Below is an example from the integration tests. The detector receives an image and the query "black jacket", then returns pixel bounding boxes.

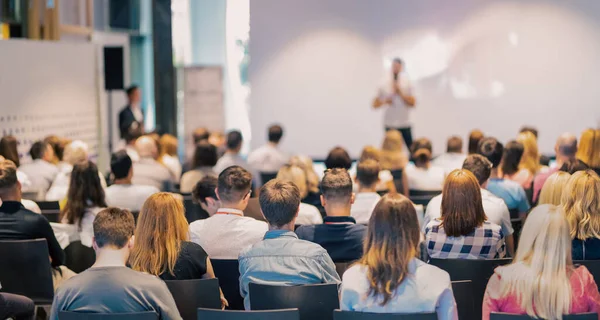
[118,106,143,138]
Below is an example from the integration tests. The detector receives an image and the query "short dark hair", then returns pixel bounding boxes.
[325,147,352,170]
[321,168,353,203]
[356,159,380,187]
[93,207,135,249]
[226,130,243,150]
[192,175,218,204]
[468,130,484,154]
[447,136,463,153]
[192,141,218,168]
[110,150,132,180]
[520,126,538,138]
[560,159,589,174]
[500,141,524,176]
[393,57,403,65]
[0,159,18,191]
[126,85,139,97]
[477,137,504,168]
[259,180,300,227]
[124,125,143,144]
[462,154,492,186]
[411,138,433,165]
[268,125,284,143]
[217,166,252,203]
[29,141,49,160]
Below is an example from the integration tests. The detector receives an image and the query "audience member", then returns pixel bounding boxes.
[358,146,395,192]
[478,137,531,214]
[560,158,590,174]
[405,137,445,191]
[49,208,181,320]
[519,126,538,138]
[61,161,107,247]
[296,168,366,262]
[482,204,600,319]
[516,131,542,181]
[193,127,210,144]
[562,170,600,260]
[239,180,340,310]
[289,155,323,211]
[341,194,457,319]
[123,125,142,163]
[159,134,182,183]
[468,129,484,154]
[425,169,505,259]
[424,155,514,255]
[188,166,267,259]
[105,151,158,212]
[192,176,219,216]
[577,128,600,175]
[379,130,409,195]
[432,136,467,174]
[276,165,322,225]
[208,131,227,157]
[183,127,210,171]
[0,135,32,191]
[325,146,352,170]
[213,130,249,174]
[248,124,289,174]
[499,140,532,189]
[180,141,217,193]
[43,135,62,164]
[532,133,577,203]
[351,159,382,224]
[19,140,58,195]
[132,135,173,191]
[0,292,34,320]
[537,171,571,206]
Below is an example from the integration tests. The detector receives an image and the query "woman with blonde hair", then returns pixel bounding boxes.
[380,130,409,195]
[577,129,600,176]
[276,165,322,225]
[537,171,571,206]
[562,170,600,260]
[159,134,182,183]
[516,131,542,177]
[482,204,600,319]
[289,155,322,206]
[341,193,457,318]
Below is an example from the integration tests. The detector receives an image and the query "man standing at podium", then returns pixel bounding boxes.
[372,58,416,149]
[119,85,144,139]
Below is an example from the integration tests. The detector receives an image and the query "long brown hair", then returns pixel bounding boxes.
[441,169,486,237]
[61,161,107,227]
[360,193,420,306]
[129,193,189,276]
[0,136,20,167]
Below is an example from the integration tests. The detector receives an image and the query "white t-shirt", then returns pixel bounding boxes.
[405,164,445,191]
[247,144,289,173]
[296,203,323,225]
[351,192,381,224]
[431,153,467,176]
[378,72,414,128]
[105,184,160,212]
[160,154,182,183]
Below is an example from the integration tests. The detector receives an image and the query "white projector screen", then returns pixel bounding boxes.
[249,0,600,158]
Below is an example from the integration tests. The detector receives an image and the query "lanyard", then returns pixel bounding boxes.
[215,208,244,217]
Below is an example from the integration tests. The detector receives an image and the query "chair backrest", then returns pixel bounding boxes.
[58,312,158,320]
[260,172,278,186]
[249,283,340,320]
[451,280,474,320]
[0,239,54,303]
[210,259,244,310]
[197,308,300,320]
[490,313,597,320]
[64,240,96,273]
[164,278,221,320]
[36,201,60,211]
[333,310,437,320]
[243,198,266,222]
[181,193,209,223]
[408,190,441,207]
[574,261,600,285]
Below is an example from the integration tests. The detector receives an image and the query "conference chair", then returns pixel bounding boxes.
[490,313,597,320]
[451,280,475,320]
[197,308,300,320]
[390,169,404,195]
[574,260,600,285]
[408,190,441,208]
[64,240,95,273]
[165,278,221,320]
[211,259,244,310]
[59,312,158,320]
[181,193,209,223]
[249,283,340,320]
[333,310,437,320]
[37,200,61,223]
[243,198,267,222]
[260,172,278,186]
[0,239,54,305]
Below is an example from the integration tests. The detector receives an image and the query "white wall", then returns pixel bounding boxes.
[249,0,600,157]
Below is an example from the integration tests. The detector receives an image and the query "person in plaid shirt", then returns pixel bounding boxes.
[425,169,505,259]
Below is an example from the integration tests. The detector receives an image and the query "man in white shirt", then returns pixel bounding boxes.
[213,130,250,175]
[351,160,381,224]
[372,58,416,149]
[248,124,289,174]
[423,154,515,256]
[105,150,159,212]
[432,136,467,175]
[189,166,268,259]
[19,141,59,197]
[132,136,174,191]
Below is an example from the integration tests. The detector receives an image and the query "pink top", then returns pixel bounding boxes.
[505,169,534,190]
[483,265,600,320]
[532,167,559,203]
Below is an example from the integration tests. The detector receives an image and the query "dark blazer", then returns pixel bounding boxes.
[118,105,143,138]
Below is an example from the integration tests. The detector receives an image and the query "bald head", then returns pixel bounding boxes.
[135,136,158,159]
[556,133,577,158]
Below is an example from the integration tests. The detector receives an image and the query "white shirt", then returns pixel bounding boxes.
[351,192,381,224]
[295,203,323,225]
[19,159,59,194]
[189,211,268,259]
[405,164,446,191]
[131,104,144,123]
[45,165,108,201]
[59,206,104,247]
[105,184,159,212]
[180,167,216,194]
[422,188,513,236]
[125,146,140,163]
[340,259,457,320]
[132,158,173,191]
[431,153,467,176]
[160,154,182,183]
[213,152,250,175]
[247,144,289,173]
[378,72,414,128]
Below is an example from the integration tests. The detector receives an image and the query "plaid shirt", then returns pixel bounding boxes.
[425,220,506,260]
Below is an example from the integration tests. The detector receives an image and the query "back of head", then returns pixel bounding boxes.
[159,134,178,157]
[462,154,492,186]
[356,159,380,188]
[441,169,486,237]
[382,130,404,153]
[289,155,320,194]
[477,137,503,168]
[0,135,20,167]
[468,129,484,154]
[517,131,540,175]
[0,159,19,197]
[268,124,284,144]
[111,150,132,180]
[502,204,572,319]
[320,168,353,204]
[276,165,308,199]
[410,138,433,166]
[325,146,352,170]
[192,141,218,169]
[519,126,538,138]
[29,141,49,160]
[124,125,143,144]
[63,140,89,165]
[447,136,463,153]
[561,170,600,240]
[193,127,210,144]
[559,158,589,174]
[93,208,135,249]
[135,136,159,159]
[577,129,600,168]
[226,130,243,151]
[217,166,252,204]
[63,161,107,226]
[259,180,300,228]
[556,133,578,158]
[192,175,218,204]
[359,146,381,162]
[360,193,420,306]
[538,171,571,206]
[500,140,524,176]
[381,130,407,170]
[129,193,188,276]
